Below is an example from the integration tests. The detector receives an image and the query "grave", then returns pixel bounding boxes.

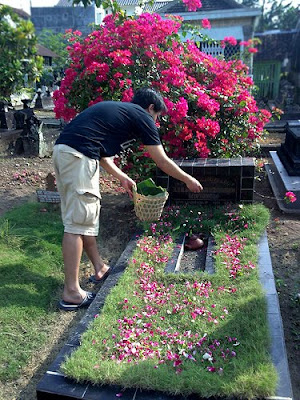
[0,103,55,157]
[36,173,60,204]
[155,158,255,205]
[266,120,300,213]
[277,121,300,176]
[34,89,43,110]
[34,159,291,400]
[36,232,293,400]
[0,100,23,154]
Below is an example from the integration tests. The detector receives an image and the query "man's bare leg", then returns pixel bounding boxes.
[83,236,110,280]
[62,232,87,303]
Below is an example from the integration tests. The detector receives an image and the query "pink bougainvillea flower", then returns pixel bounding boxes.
[248,47,258,53]
[54,12,271,171]
[240,40,251,47]
[221,36,237,48]
[285,191,297,203]
[182,0,202,12]
[201,19,211,29]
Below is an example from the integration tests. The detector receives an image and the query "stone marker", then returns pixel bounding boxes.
[156,157,255,205]
[278,120,300,175]
[266,121,300,213]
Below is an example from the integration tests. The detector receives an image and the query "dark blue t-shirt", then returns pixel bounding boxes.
[55,101,161,160]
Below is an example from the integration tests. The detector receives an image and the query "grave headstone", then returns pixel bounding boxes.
[21,99,31,109]
[156,158,255,205]
[6,111,16,130]
[45,172,56,191]
[0,101,8,129]
[34,90,43,110]
[277,121,300,176]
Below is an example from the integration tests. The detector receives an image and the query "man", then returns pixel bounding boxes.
[53,87,203,311]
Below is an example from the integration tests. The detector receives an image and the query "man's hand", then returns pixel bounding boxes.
[145,145,203,193]
[120,176,136,198]
[185,176,203,192]
[100,157,136,198]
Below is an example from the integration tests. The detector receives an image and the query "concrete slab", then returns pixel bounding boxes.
[265,151,300,214]
[258,232,293,400]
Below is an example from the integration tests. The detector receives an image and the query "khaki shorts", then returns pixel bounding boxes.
[53,144,101,236]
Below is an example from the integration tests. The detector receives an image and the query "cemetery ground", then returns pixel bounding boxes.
[0,130,299,399]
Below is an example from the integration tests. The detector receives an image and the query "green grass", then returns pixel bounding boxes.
[0,203,64,381]
[62,203,278,399]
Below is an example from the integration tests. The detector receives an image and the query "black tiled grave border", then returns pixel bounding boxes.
[36,231,293,400]
[155,157,255,205]
[265,152,300,214]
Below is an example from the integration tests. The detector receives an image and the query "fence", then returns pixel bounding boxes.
[253,61,281,99]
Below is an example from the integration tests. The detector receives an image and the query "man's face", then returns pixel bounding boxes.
[147,104,161,122]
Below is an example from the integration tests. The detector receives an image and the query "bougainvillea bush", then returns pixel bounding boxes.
[53,12,271,178]
[62,204,277,399]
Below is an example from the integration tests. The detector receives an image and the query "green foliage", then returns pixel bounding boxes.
[38,29,70,73]
[238,0,260,6]
[136,178,166,196]
[229,0,298,31]
[256,0,298,31]
[270,4,299,30]
[40,67,55,86]
[0,5,43,100]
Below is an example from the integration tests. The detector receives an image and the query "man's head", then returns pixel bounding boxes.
[131,88,168,118]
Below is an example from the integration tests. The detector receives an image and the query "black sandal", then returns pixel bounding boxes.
[58,291,96,311]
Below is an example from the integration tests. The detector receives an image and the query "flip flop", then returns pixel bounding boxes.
[58,291,96,311]
[89,267,111,284]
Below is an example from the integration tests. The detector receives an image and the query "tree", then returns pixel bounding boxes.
[38,29,70,74]
[0,5,43,100]
[71,0,202,13]
[236,0,260,7]
[235,0,298,31]
[261,2,298,30]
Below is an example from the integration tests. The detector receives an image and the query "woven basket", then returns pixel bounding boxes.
[133,188,169,221]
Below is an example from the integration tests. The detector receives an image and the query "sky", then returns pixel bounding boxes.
[3,0,299,14]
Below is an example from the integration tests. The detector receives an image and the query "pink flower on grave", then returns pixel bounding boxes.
[285,191,297,203]
[207,366,216,372]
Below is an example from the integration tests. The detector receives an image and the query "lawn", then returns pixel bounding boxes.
[0,203,63,381]
[61,203,278,399]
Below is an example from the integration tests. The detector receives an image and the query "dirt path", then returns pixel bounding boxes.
[0,153,299,400]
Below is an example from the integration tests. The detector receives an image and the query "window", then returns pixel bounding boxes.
[200,42,241,60]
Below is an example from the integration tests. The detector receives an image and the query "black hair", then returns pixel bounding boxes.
[131,87,167,113]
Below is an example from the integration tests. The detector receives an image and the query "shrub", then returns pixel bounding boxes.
[53,13,271,178]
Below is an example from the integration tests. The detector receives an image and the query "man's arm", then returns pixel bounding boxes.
[99,157,136,197]
[145,145,203,192]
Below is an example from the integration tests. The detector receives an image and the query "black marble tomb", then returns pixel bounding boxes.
[278,121,300,176]
[156,157,255,205]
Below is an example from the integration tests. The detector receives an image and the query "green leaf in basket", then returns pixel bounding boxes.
[136,178,166,196]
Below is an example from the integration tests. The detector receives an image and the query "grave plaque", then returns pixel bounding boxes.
[34,90,43,110]
[156,158,255,205]
[278,121,300,176]
[169,176,238,204]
